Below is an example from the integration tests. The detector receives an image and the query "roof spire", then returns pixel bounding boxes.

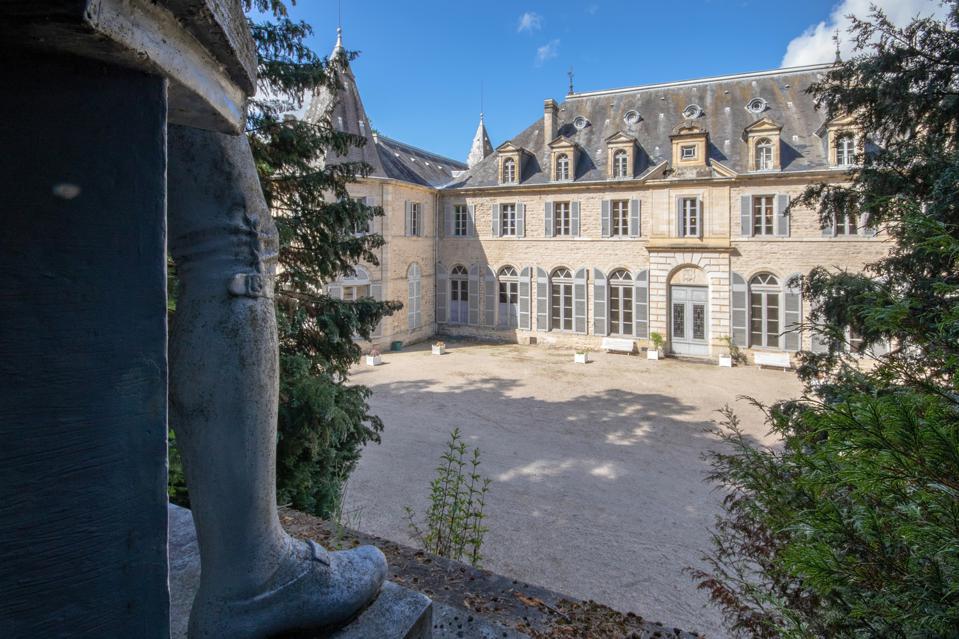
[833,29,842,64]
[568,67,575,96]
[467,107,493,169]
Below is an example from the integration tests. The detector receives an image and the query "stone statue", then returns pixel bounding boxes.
[167,124,387,638]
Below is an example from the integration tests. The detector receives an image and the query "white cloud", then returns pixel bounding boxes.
[536,39,560,66]
[517,11,542,33]
[782,0,949,67]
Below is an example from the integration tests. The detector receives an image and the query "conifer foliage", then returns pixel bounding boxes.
[694,5,959,637]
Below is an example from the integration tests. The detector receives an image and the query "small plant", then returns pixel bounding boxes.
[434,341,446,348]
[650,332,665,351]
[327,473,364,551]
[720,335,747,366]
[368,347,380,357]
[405,429,491,566]
[575,349,588,355]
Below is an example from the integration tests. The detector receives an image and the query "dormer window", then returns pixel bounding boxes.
[756,138,774,170]
[680,145,697,160]
[836,133,855,166]
[556,153,571,180]
[613,150,629,178]
[503,157,516,183]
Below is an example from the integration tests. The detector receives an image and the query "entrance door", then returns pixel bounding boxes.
[670,285,709,356]
[498,280,518,328]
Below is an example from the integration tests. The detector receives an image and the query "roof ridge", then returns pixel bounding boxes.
[377,134,467,168]
[567,63,834,100]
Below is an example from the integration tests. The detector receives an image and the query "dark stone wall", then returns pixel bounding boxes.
[0,54,169,638]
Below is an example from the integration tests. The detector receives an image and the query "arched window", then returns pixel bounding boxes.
[556,153,570,181]
[749,273,780,349]
[550,267,574,331]
[336,267,371,301]
[449,265,468,324]
[755,138,773,171]
[407,263,422,330]
[836,133,854,166]
[497,265,519,328]
[613,150,629,178]
[608,269,634,336]
[503,158,516,183]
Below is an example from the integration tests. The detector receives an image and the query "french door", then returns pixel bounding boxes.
[670,285,708,356]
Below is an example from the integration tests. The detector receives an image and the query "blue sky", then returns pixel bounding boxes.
[274,0,943,161]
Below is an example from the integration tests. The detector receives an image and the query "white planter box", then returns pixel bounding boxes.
[574,352,589,364]
[432,345,445,356]
[718,355,733,368]
[647,349,662,360]
[365,355,382,366]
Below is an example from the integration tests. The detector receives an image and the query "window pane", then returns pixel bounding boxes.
[672,303,685,339]
[693,304,706,340]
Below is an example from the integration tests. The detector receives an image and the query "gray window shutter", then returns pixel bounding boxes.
[519,267,532,330]
[445,204,454,237]
[783,273,802,351]
[697,198,704,238]
[408,279,416,329]
[516,202,526,238]
[870,339,890,356]
[573,267,587,334]
[468,264,480,325]
[571,201,581,237]
[775,194,790,237]
[731,272,748,347]
[601,200,611,238]
[404,201,412,236]
[822,214,835,236]
[371,282,383,337]
[862,211,877,236]
[327,284,342,300]
[484,266,496,326]
[675,196,683,236]
[492,203,501,237]
[810,330,830,353]
[536,267,549,331]
[467,204,476,236]
[593,268,607,336]
[741,195,752,237]
[435,265,448,323]
[633,270,648,339]
[545,201,554,237]
[629,199,640,237]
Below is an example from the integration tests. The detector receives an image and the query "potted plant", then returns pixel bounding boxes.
[647,332,665,360]
[574,349,589,364]
[365,348,382,367]
[432,340,446,356]
[719,336,745,367]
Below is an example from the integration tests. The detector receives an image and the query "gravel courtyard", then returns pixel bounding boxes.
[345,341,802,637]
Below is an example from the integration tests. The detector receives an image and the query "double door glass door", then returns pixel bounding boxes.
[670,285,708,356]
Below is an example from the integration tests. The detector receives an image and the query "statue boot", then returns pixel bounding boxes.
[167,124,386,638]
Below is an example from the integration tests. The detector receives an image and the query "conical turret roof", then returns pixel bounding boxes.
[467,113,493,168]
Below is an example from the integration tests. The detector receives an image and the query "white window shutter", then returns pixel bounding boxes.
[519,267,532,330]
[600,200,611,238]
[545,202,554,237]
[573,268,587,334]
[783,273,802,351]
[731,272,747,347]
[535,267,549,331]
[327,284,342,300]
[593,268,607,336]
[741,195,752,236]
[516,202,525,238]
[468,264,480,325]
[775,194,790,237]
[633,270,648,339]
[445,204,453,238]
[467,204,476,236]
[492,204,501,237]
[571,201,581,237]
[697,198,704,238]
[675,197,683,237]
[483,266,496,326]
[629,199,640,237]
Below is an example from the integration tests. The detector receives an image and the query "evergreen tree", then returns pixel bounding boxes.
[171,0,399,516]
[694,5,959,637]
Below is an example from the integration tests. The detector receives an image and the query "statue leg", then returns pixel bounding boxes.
[167,124,386,639]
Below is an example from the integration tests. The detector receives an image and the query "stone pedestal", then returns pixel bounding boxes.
[169,505,433,639]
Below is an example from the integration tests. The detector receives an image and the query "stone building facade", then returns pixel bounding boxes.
[318,32,885,360]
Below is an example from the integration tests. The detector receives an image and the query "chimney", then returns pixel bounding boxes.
[544,99,558,142]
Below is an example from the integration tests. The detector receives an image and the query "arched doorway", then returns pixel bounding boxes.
[449,265,468,324]
[669,266,709,356]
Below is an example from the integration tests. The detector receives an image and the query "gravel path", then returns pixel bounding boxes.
[344,341,801,638]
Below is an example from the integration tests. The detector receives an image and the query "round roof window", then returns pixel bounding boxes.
[623,110,641,125]
[746,97,768,114]
[682,104,703,119]
[573,116,590,130]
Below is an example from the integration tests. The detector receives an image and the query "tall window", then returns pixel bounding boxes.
[608,269,634,336]
[611,200,629,237]
[501,204,517,236]
[556,153,570,180]
[449,265,468,324]
[554,202,571,236]
[409,202,420,236]
[497,265,519,328]
[835,212,859,236]
[550,267,574,331]
[836,133,854,166]
[453,205,469,237]
[756,138,773,170]
[680,197,700,237]
[752,195,774,236]
[407,263,422,330]
[750,273,780,349]
[503,158,516,183]
[613,150,629,178]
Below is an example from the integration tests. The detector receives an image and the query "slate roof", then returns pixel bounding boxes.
[306,29,466,189]
[446,63,837,190]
